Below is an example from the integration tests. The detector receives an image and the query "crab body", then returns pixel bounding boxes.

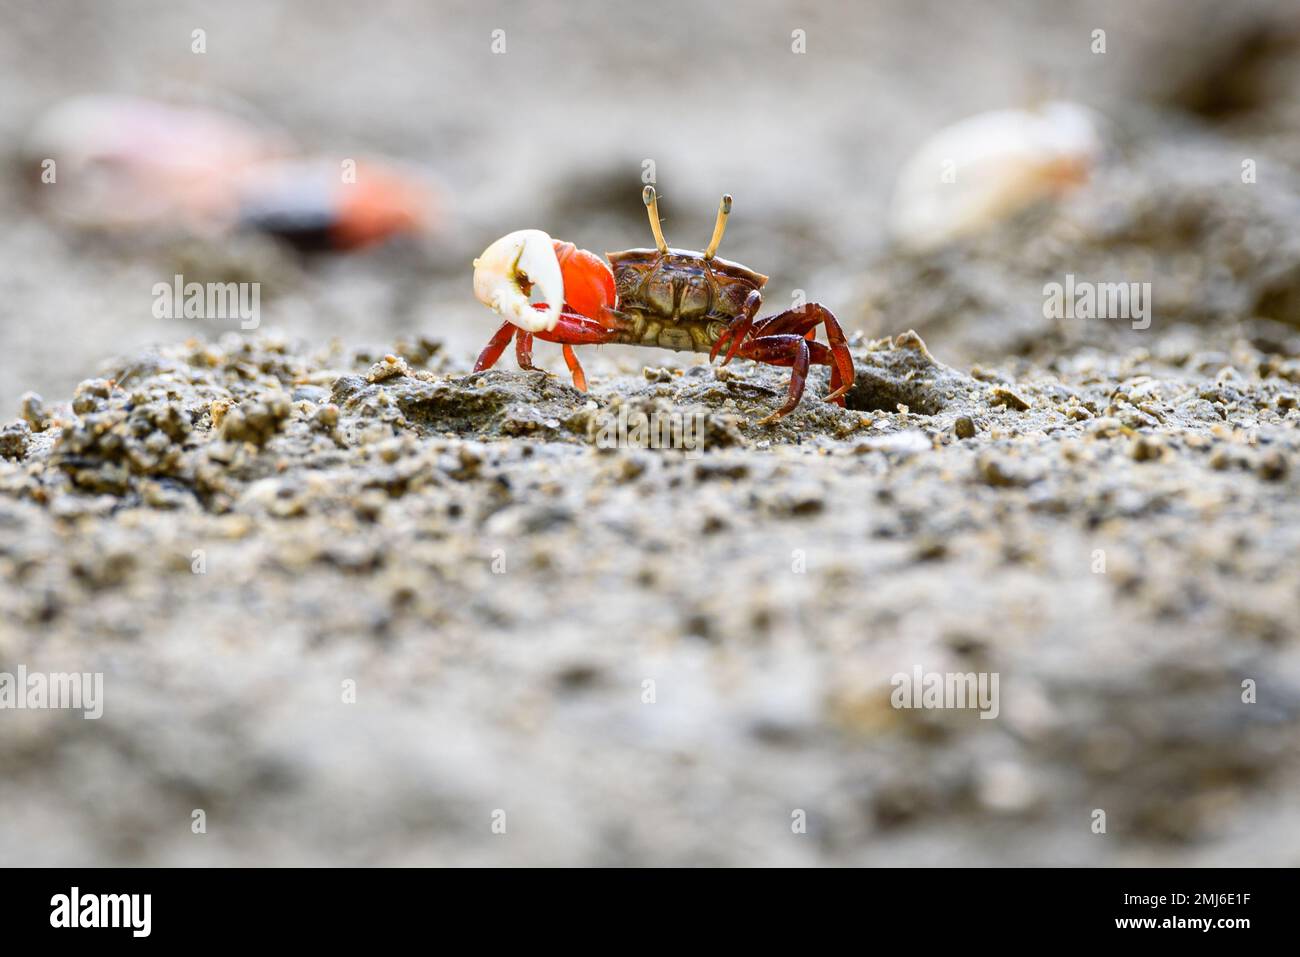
[471,187,854,423]
[605,249,768,353]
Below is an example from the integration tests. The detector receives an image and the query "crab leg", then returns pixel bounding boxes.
[709,288,763,367]
[751,302,854,405]
[534,309,624,389]
[533,309,621,389]
[743,336,835,368]
[474,320,518,373]
[532,309,624,345]
[561,344,587,392]
[474,307,622,390]
[515,330,536,370]
[739,334,814,425]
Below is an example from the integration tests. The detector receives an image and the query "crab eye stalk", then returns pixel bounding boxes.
[704,193,732,261]
[642,185,669,254]
[471,228,564,332]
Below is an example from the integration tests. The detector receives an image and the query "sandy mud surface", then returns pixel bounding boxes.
[2,0,1300,866]
[2,318,1298,864]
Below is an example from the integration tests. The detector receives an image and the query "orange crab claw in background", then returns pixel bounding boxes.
[24,94,442,252]
[236,158,440,251]
[552,240,616,323]
[332,161,439,249]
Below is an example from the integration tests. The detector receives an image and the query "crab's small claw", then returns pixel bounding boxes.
[553,241,616,323]
[473,229,564,332]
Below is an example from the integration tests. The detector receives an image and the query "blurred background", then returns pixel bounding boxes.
[4,0,1300,869]
[4,0,1299,398]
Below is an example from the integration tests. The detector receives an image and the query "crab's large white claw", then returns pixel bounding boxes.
[472,228,563,333]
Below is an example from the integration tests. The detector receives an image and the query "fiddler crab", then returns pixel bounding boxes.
[471,186,854,423]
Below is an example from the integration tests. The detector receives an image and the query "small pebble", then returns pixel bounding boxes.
[19,392,48,432]
[0,420,31,459]
[989,387,1030,411]
[1258,449,1288,481]
[367,355,410,383]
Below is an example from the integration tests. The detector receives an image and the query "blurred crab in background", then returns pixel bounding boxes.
[889,100,1103,252]
[471,186,854,423]
[24,94,440,251]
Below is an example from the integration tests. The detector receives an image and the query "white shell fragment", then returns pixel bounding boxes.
[888,101,1103,252]
[472,229,563,333]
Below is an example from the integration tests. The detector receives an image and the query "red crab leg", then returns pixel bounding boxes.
[532,307,626,345]
[754,337,845,401]
[474,294,622,390]
[816,308,854,403]
[709,289,763,366]
[738,333,813,424]
[752,303,854,404]
[709,316,752,366]
[561,344,587,392]
[474,320,517,373]
[744,336,835,368]
[533,307,623,389]
[515,330,536,370]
